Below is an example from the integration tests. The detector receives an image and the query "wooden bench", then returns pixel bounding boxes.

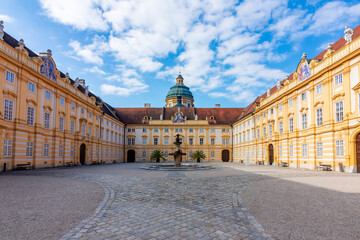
[319,163,332,171]
[279,161,289,167]
[65,161,75,167]
[16,163,32,170]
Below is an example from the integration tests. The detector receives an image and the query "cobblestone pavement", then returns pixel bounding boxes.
[4,163,360,240]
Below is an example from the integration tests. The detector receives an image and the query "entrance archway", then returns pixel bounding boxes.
[222,150,230,162]
[268,144,274,165]
[80,143,86,165]
[356,133,360,173]
[127,150,135,162]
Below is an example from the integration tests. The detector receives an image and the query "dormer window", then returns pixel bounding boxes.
[209,116,215,120]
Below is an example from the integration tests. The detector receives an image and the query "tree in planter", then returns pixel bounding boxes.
[192,150,206,163]
[151,150,165,163]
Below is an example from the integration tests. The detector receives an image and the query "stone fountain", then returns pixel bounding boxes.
[169,134,186,167]
[140,134,214,171]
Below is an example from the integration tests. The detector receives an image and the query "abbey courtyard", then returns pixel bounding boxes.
[1,12,360,240]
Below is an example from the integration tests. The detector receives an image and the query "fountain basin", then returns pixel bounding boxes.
[140,163,215,171]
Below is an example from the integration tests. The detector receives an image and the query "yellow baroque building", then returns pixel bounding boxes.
[1,20,360,173]
[232,26,360,173]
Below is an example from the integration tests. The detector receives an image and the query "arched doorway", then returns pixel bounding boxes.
[222,150,230,162]
[80,144,86,165]
[356,134,360,173]
[268,144,274,165]
[127,150,135,162]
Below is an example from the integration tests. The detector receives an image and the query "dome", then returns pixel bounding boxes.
[165,83,194,100]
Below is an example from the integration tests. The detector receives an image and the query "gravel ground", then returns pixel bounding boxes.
[242,175,360,240]
[0,174,104,240]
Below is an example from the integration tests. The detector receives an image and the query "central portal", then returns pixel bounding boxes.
[80,143,86,165]
[268,144,274,165]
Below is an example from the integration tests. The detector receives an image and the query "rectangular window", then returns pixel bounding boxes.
[71,121,75,134]
[142,151,146,158]
[269,124,273,137]
[302,144,308,157]
[199,138,204,145]
[317,142,323,157]
[70,146,74,157]
[6,70,15,83]
[302,114,307,130]
[26,142,33,157]
[279,122,283,135]
[165,151,168,158]
[154,128,158,132]
[211,138,215,145]
[59,117,64,132]
[316,84,322,94]
[3,139,12,157]
[27,107,34,126]
[60,97,65,105]
[289,145,293,157]
[211,151,215,158]
[128,138,135,146]
[263,112,266,118]
[222,138,229,146]
[335,101,344,122]
[82,124,86,137]
[95,128,98,139]
[71,103,75,110]
[154,138,158,145]
[257,129,260,139]
[164,128,169,133]
[81,108,85,114]
[199,129,204,133]
[279,146,282,157]
[189,128,194,133]
[164,137,169,145]
[89,126,92,138]
[289,118,294,133]
[28,81,35,92]
[270,108,274,115]
[143,128,147,133]
[4,99,14,121]
[45,90,51,100]
[142,137,147,145]
[44,112,50,129]
[279,104,283,111]
[289,99,293,107]
[59,145,63,157]
[211,128,215,133]
[89,112,92,118]
[334,73,343,85]
[189,138,193,145]
[301,92,306,101]
[336,140,344,156]
[43,143,49,157]
[316,108,323,126]
[263,127,266,137]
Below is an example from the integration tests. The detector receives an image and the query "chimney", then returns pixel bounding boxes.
[78,79,85,87]
[144,103,151,108]
[215,104,220,108]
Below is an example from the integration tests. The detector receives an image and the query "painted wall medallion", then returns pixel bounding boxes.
[298,61,311,82]
[40,58,57,82]
[173,112,185,123]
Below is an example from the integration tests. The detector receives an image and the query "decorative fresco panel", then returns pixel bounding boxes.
[40,58,56,82]
[298,61,311,82]
[173,112,185,123]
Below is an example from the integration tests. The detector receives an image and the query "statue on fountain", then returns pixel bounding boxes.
[169,134,186,167]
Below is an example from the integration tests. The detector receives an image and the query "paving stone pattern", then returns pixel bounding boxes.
[57,166,271,240]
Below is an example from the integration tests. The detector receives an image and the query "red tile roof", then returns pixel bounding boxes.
[115,107,244,125]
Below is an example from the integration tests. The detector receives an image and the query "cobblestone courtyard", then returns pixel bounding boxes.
[1,163,360,240]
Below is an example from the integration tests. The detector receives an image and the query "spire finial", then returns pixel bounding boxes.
[179,68,181,75]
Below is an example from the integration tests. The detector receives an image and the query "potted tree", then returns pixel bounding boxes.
[192,150,206,163]
[151,150,165,163]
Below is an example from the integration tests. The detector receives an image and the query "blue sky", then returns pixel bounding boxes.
[1,0,360,108]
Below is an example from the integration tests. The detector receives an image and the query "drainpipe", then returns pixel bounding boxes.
[231,123,233,162]
[123,124,127,163]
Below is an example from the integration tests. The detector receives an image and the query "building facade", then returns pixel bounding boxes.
[1,20,360,173]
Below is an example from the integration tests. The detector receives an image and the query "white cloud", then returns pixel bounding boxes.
[39,0,360,103]
[39,0,108,31]
[69,35,108,65]
[0,14,15,23]
[84,66,106,75]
